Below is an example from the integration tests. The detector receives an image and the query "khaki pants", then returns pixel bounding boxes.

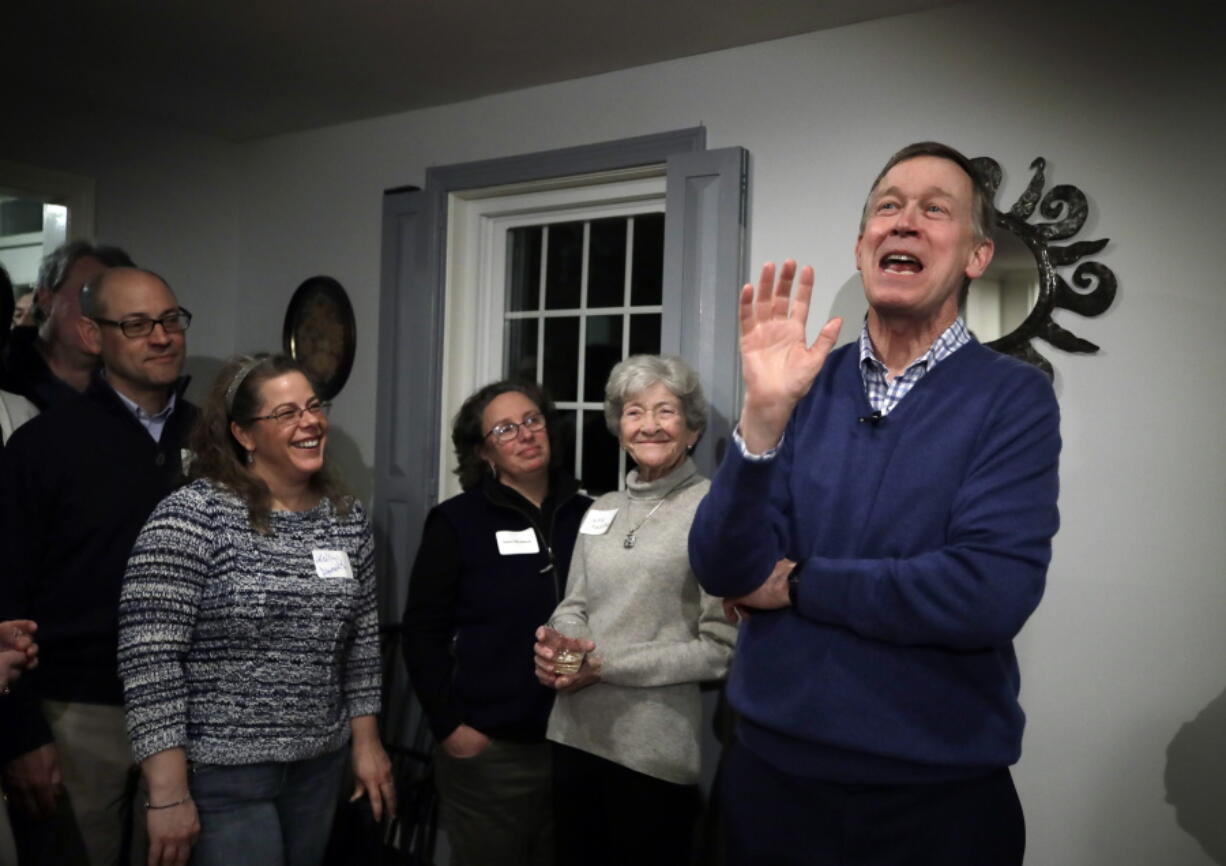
[10,701,145,866]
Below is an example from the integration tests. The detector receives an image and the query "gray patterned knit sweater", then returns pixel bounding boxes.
[117,479,382,765]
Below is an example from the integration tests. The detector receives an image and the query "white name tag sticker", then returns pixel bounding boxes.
[313,549,353,579]
[579,508,618,536]
[496,529,540,555]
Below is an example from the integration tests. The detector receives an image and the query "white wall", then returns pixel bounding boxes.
[4,0,1223,861]
[0,103,242,399]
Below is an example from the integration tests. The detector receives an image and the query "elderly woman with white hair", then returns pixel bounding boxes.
[533,354,736,866]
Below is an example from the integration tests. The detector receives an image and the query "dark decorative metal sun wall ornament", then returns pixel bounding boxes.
[970,156,1117,378]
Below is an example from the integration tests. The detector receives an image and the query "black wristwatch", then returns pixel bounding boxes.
[786,561,803,608]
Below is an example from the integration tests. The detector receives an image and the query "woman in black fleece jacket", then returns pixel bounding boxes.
[403,380,590,866]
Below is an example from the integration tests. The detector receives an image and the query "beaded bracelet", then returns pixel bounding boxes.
[145,794,192,811]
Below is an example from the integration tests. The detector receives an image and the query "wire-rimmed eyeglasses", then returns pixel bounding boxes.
[485,413,546,443]
[250,399,331,427]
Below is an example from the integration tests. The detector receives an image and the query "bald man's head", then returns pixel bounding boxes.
[80,267,173,321]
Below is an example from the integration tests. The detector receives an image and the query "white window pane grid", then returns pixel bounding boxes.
[506,213,663,493]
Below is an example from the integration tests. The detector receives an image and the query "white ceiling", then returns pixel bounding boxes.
[5,0,956,142]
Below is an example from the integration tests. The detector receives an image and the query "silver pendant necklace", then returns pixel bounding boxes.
[622,474,689,549]
[623,497,667,549]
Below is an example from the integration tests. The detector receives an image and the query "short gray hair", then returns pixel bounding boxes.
[35,241,134,325]
[603,354,707,437]
[37,241,101,294]
[858,141,994,243]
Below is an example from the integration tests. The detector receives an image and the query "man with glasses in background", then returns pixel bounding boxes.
[0,267,197,866]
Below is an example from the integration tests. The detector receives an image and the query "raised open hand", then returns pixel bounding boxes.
[739,260,842,453]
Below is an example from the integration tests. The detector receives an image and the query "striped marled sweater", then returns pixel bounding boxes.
[118,479,382,765]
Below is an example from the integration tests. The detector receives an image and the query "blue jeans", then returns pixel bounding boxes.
[188,747,346,866]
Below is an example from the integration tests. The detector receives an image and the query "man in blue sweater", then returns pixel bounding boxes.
[689,142,1060,865]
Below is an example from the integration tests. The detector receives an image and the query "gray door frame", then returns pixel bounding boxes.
[374,127,747,625]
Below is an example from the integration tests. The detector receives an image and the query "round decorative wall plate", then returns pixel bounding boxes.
[282,275,356,400]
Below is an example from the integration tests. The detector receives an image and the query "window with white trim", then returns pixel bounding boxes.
[441,170,666,498]
[504,211,664,493]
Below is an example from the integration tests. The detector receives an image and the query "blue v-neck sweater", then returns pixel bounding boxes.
[690,340,1060,783]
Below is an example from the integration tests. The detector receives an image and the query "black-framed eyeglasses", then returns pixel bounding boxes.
[250,400,331,427]
[92,308,193,338]
[485,413,546,443]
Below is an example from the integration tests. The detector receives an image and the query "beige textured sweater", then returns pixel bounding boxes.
[546,459,736,784]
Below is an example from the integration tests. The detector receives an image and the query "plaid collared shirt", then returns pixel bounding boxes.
[734,316,973,460]
[859,317,971,416]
